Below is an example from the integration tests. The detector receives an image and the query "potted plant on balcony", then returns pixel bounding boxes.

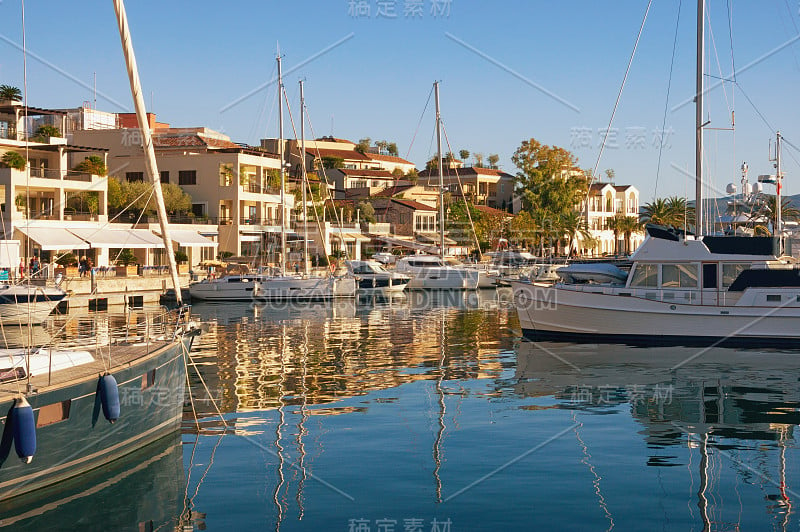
[72,155,107,177]
[55,252,78,278]
[30,125,62,143]
[115,248,138,277]
[2,151,27,171]
[174,250,189,274]
[14,193,26,213]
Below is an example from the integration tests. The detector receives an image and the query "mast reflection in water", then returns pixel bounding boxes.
[182,290,800,531]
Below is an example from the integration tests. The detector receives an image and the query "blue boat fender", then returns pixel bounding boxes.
[12,396,35,464]
[99,374,121,423]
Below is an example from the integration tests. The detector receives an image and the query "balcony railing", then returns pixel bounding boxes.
[240,217,280,226]
[28,167,93,182]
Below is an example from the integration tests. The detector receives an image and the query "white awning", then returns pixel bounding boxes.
[239,234,261,242]
[67,228,165,249]
[17,227,90,250]
[331,232,370,241]
[157,230,217,247]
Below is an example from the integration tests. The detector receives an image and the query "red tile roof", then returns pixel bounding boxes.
[418,166,513,178]
[367,152,415,165]
[372,184,415,197]
[392,199,437,211]
[305,147,371,161]
[336,168,395,178]
[153,134,241,150]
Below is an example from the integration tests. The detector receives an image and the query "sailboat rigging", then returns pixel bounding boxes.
[0,0,198,499]
[511,1,800,346]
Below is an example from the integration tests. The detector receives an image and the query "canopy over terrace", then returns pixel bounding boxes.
[16,227,90,251]
[67,227,164,267]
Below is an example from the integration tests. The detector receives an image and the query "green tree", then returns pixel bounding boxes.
[474,153,484,168]
[387,142,399,156]
[749,195,800,235]
[664,196,694,230]
[1,151,26,170]
[355,137,371,154]
[558,210,590,255]
[616,215,641,254]
[406,168,419,183]
[605,215,623,255]
[604,168,615,183]
[321,156,344,169]
[358,201,376,223]
[459,149,470,163]
[488,154,500,169]
[72,155,107,176]
[375,140,388,153]
[512,138,586,221]
[0,85,21,101]
[640,198,671,226]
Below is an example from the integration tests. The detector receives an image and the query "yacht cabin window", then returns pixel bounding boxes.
[629,263,658,288]
[661,264,699,288]
[722,263,749,288]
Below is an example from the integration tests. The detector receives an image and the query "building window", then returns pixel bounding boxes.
[178,170,197,185]
[160,171,169,184]
[192,203,205,218]
[126,171,144,182]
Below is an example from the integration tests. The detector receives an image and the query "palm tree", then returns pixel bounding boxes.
[748,195,800,235]
[640,198,671,226]
[664,196,695,230]
[605,216,622,255]
[0,85,22,101]
[559,210,590,256]
[616,215,642,254]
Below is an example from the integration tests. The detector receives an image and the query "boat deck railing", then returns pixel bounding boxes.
[39,306,183,352]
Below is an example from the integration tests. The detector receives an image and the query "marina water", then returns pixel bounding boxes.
[3,290,799,530]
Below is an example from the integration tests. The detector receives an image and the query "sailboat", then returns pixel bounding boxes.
[511,2,800,346]
[253,63,356,301]
[395,82,480,291]
[0,0,198,500]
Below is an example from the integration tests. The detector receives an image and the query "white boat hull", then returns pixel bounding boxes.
[406,267,480,290]
[512,280,800,345]
[0,285,66,325]
[188,280,257,301]
[254,276,357,300]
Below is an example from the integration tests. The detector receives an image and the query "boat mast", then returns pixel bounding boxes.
[277,55,286,276]
[434,82,445,258]
[112,0,181,303]
[695,0,705,237]
[776,131,783,255]
[299,80,309,276]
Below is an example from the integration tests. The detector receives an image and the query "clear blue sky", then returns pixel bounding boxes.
[2,1,800,201]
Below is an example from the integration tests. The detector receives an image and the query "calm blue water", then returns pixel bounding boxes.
[4,289,800,530]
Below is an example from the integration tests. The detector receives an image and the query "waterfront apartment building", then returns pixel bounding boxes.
[0,100,117,265]
[418,166,515,212]
[576,182,643,256]
[72,118,291,259]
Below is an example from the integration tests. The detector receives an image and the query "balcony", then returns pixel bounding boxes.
[27,167,93,182]
[240,217,280,226]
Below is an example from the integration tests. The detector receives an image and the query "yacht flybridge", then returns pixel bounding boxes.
[512,226,800,345]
